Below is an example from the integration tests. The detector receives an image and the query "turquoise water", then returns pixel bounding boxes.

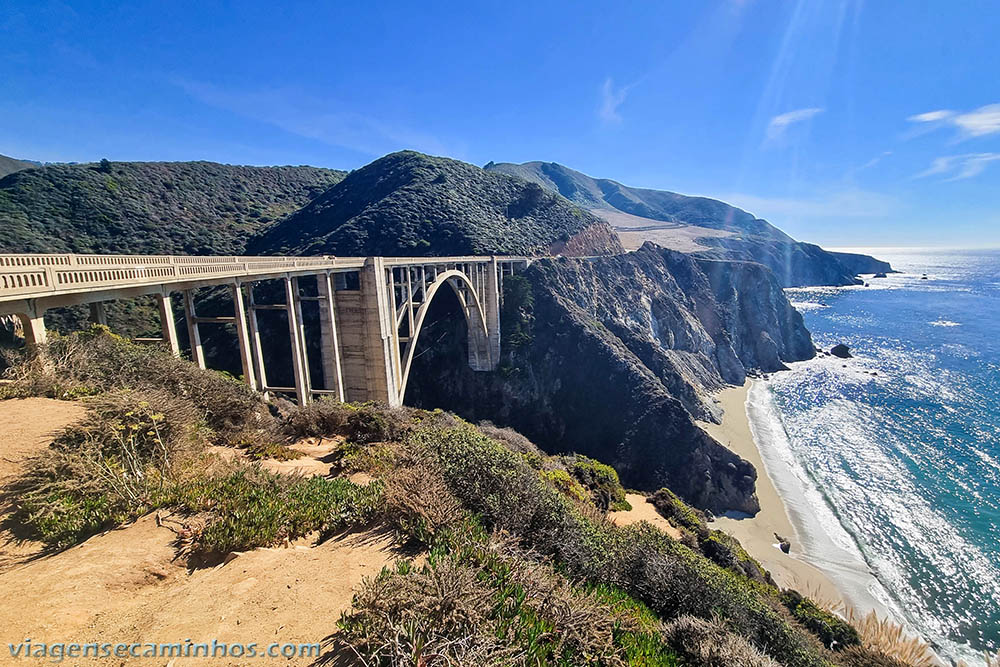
[763,249,1000,663]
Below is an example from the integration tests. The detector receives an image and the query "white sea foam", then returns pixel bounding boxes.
[789,301,828,311]
[931,319,961,327]
[744,382,900,619]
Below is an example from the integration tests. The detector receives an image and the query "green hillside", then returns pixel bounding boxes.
[0,160,346,255]
[248,151,623,257]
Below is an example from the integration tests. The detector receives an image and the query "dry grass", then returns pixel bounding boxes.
[843,609,938,667]
[382,459,465,544]
[662,615,781,667]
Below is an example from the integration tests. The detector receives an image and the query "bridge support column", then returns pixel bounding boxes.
[16,309,47,350]
[360,257,400,407]
[182,289,206,369]
[156,291,180,356]
[246,284,268,394]
[230,283,257,389]
[88,301,108,326]
[485,256,501,367]
[317,272,345,401]
[284,276,311,405]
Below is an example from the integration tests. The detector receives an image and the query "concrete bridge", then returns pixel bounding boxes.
[0,253,530,406]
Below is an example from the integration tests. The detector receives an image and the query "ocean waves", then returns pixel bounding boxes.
[767,249,1000,664]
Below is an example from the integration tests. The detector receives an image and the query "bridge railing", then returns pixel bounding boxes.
[0,253,532,303]
[0,253,344,301]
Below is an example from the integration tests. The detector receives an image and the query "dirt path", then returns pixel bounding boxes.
[608,493,683,540]
[0,514,402,665]
[0,397,88,571]
[0,401,406,665]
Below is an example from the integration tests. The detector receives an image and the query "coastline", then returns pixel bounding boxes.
[701,379,897,623]
[699,380,845,605]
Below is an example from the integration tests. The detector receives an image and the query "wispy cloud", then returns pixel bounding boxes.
[916,153,1000,181]
[175,79,457,158]
[765,107,824,141]
[599,77,632,124]
[907,103,1000,139]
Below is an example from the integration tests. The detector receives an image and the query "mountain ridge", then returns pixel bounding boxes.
[485,160,893,286]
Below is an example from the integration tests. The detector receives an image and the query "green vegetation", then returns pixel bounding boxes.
[0,160,345,255]
[2,332,888,666]
[567,454,632,511]
[781,590,861,651]
[173,470,382,558]
[246,151,622,258]
[650,486,773,585]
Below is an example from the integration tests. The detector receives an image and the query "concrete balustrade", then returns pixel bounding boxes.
[0,253,530,406]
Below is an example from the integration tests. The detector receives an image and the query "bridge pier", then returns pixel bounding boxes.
[156,292,180,356]
[284,276,311,405]
[358,257,400,407]
[182,289,206,369]
[230,283,256,389]
[317,272,345,401]
[88,301,108,326]
[15,310,47,349]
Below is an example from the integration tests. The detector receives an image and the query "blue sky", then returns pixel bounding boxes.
[2,1,999,247]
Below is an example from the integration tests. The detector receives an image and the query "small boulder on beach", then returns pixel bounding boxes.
[830,344,852,359]
[774,533,792,554]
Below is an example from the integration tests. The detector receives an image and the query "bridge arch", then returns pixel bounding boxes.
[397,268,490,401]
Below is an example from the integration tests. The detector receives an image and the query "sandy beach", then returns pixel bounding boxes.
[700,381,845,606]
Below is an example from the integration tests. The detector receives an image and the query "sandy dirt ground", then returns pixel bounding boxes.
[0,397,88,572]
[701,382,845,605]
[590,209,733,253]
[608,493,683,540]
[0,399,407,666]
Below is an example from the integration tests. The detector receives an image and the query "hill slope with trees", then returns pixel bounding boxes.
[0,160,346,255]
[247,151,623,257]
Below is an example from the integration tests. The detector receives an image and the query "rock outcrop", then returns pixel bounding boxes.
[828,251,895,276]
[406,243,816,514]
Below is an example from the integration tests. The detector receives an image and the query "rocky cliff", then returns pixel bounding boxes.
[827,250,896,275]
[406,243,815,514]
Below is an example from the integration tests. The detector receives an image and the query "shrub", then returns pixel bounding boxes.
[843,609,939,667]
[283,398,356,439]
[5,390,203,547]
[835,646,910,667]
[663,615,782,667]
[649,487,708,535]
[407,422,831,667]
[382,457,465,544]
[477,421,541,456]
[335,530,671,666]
[541,468,589,504]
[2,327,275,439]
[781,590,860,650]
[567,455,631,511]
[173,467,383,559]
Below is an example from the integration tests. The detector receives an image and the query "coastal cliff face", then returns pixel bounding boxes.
[406,243,816,514]
[828,250,896,275]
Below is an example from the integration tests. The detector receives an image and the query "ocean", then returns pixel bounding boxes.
[751,248,1000,664]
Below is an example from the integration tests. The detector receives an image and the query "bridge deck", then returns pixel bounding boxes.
[0,253,527,314]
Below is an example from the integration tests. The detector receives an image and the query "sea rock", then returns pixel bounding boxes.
[830,344,852,359]
[873,272,888,279]
[774,533,792,554]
